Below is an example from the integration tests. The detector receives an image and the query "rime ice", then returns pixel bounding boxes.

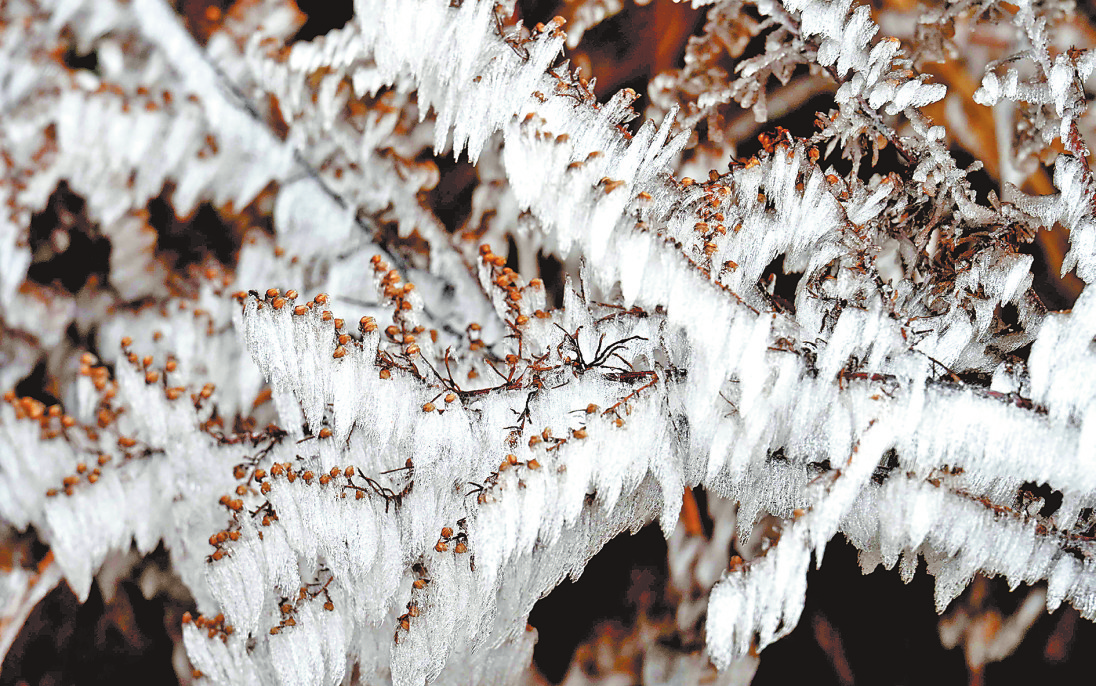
[2,0,1096,684]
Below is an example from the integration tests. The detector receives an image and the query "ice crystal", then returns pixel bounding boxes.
[2,0,1096,683]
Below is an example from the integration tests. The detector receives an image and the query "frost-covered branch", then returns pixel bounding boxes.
[3,0,1096,683]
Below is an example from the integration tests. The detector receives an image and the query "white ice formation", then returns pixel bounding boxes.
[2,0,1096,684]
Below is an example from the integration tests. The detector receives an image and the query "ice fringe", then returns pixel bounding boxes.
[1,0,1096,684]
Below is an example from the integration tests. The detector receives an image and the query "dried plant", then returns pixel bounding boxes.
[2,0,1096,684]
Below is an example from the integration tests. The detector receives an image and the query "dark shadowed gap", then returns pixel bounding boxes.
[753,536,1096,686]
[571,1,703,101]
[292,0,355,43]
[14,360,60,407]
[1,573,180,686]
[504,234,521,274]
[27,183,111,293]
[753,537,966,686]
[517,0,559,28]
[516,0,702,120]
[536,250,565,309]
[1017,481,1064,518]
[61,43,98,73]
[691,487,714,538]
[758,255,802,314]
[994,301,1022,334]
[1017,226,1081,312]
[147,188,241,271]
[950,145,998,206]
[422,156,478,234]
[528,524,668,683]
